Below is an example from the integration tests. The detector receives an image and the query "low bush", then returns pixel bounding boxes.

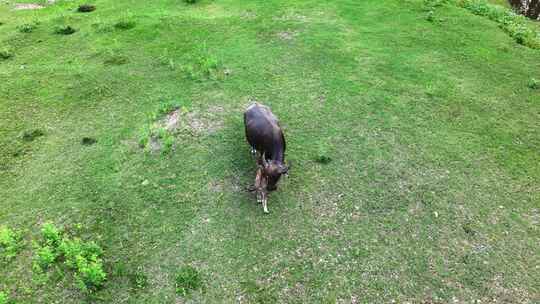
[34,245,58,269]
[0,49,13,60]
[0,292,8,304]
[41,222,62,247]
[0,227,21,261]
[33,223,107,291]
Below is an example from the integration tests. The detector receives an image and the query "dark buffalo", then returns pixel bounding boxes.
[244,103,288,213]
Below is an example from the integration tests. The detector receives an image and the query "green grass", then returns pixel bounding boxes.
[0,0,539,303]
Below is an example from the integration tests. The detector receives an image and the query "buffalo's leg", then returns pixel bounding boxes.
[262,196,269,214]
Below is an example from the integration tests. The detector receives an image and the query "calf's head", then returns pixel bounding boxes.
[260,155,288,191]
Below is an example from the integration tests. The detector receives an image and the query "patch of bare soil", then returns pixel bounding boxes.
[163,109,181,132]
[160,106,224,135]
[273,12,308,22]
[13,3,44,10]
[277,30,298,41]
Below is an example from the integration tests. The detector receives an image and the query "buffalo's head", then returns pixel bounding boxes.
[260,154,288,191]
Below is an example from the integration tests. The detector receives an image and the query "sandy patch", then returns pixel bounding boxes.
[13,3,44,10]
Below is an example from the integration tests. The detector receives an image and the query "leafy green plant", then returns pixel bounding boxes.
[161,132,175,154]
[34,245,58,270]
[32,223,107,291]
[41,223,62,247]
[57,238,106,290]
[17,23,38,33]
[0,227,21,261]
[175,266,203,296]
[74,254,106,290]
[0,291,8,304]
[155,100,180,118]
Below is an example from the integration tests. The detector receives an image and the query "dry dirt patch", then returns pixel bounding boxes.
[162,107,224,136]
[13,3,44,10]
[277,30,299,41]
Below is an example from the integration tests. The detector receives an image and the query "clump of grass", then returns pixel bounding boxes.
[54,25,77,35]
[104,55,129,66]
[240,280,277,304]
[181,54,223,80]
[21,129,44,142]
[138,124,176,154]
[175,266,203,296]
[528,78,539,90]
[314,143,332,164]
[130,269,148,289]
[114,20,136,30]
[17,22,38,33]
[0,226,22,261]
[155,100,180,118]
[92,20,113,33]
[77,4,96,13]
[184,0,198,3]
[138,100,188,154]
[456,0,540,49]
[0,49,13,60]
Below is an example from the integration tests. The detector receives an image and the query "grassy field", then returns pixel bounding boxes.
[1,0,539,303]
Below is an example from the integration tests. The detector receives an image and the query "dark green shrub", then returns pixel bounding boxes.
[54,25,77,35]
[0,49,13,60]
[528,78,539,90]
[22,129,44,142]
[77,4,96,13]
